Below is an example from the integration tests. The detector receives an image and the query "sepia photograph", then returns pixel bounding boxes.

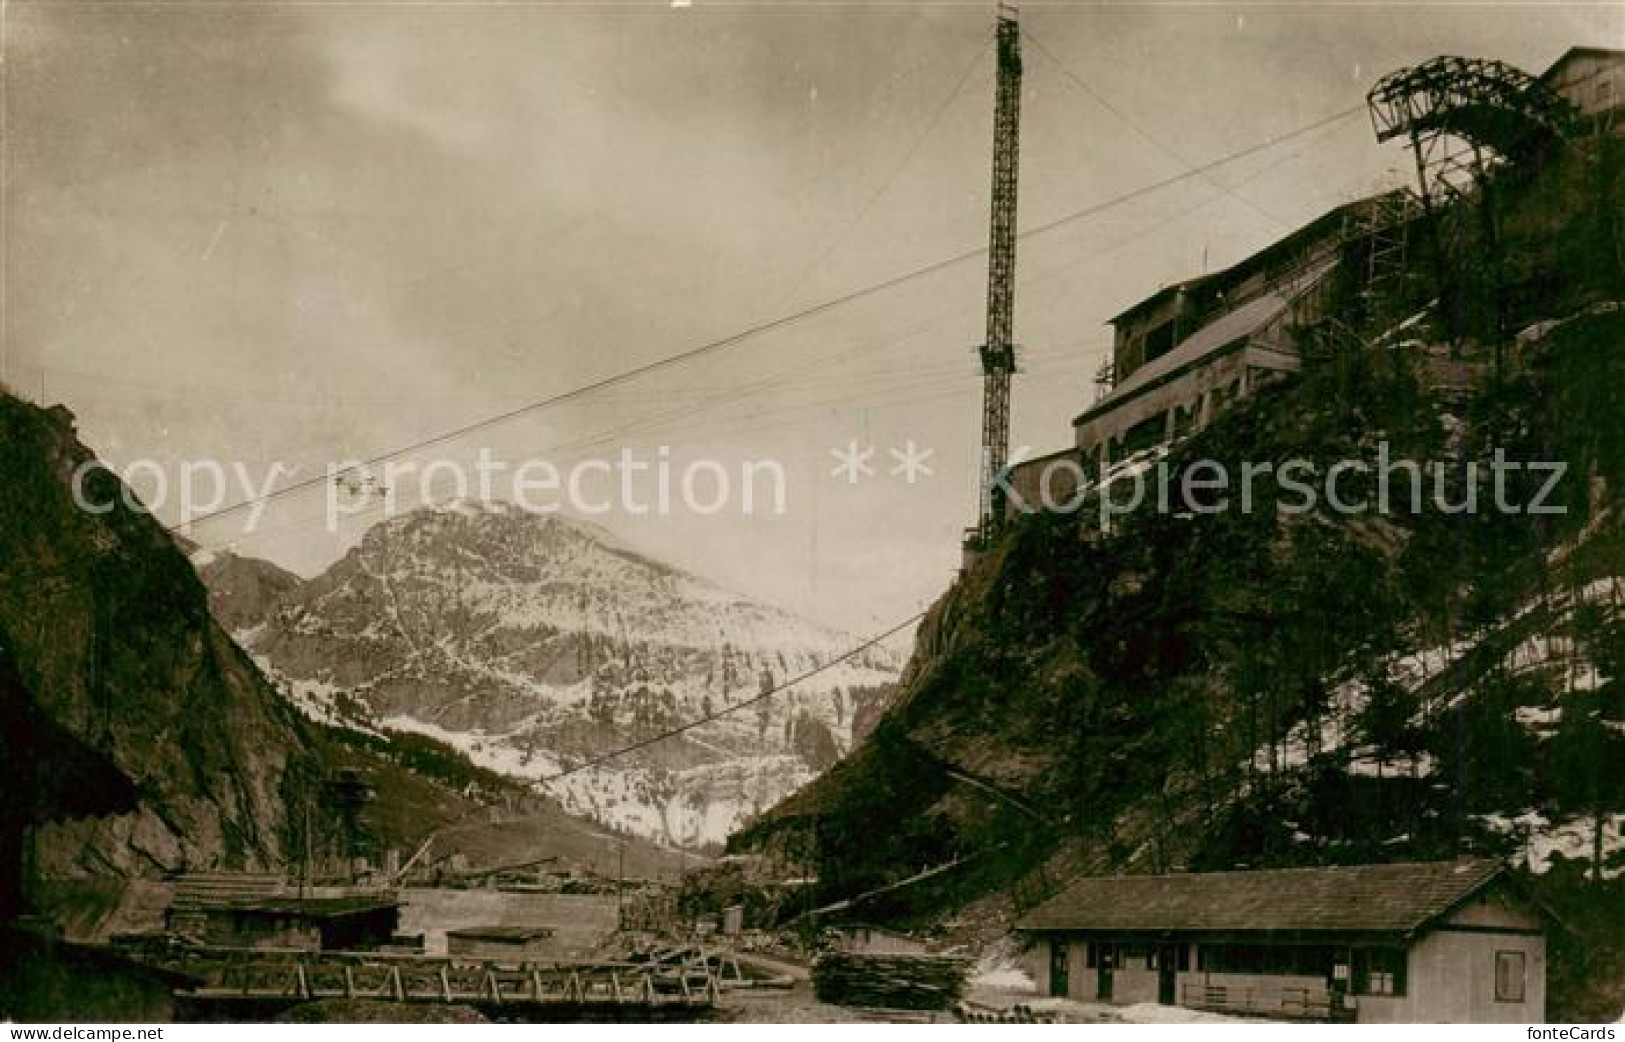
[1,0,1622,1030]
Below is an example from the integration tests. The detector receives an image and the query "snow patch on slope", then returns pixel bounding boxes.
[233,506,902,849]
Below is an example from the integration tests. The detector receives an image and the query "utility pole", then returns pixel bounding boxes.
[300,799,312,898]
[973,0,1024,543]
[617,841,626,928]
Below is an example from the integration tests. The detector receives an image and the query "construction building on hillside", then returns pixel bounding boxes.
[1001,189,1416,515]
[1540,46,1625,129]
[1075,191,1413,472]
[1000,46,1602,520]
[1017,859,1549,1023]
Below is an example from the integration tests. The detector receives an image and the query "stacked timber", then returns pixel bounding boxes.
[954,1002,1058,1024]
[811,952,968,1011]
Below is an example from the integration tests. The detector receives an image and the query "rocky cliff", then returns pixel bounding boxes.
[0,396,322,877]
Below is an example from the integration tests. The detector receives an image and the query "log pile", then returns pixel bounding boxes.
[811,952,968,1011]
[954,1002,1058,1024]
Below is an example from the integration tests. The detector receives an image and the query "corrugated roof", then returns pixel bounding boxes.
[1116,290,1293,393]
[1017,858,1507,936]
[447,925,554,942]
[1105,194,1376,325]
[1106,275,1219,326]
[1541,46,1625,82]
[1075,257,1335,429]
[222,895,401,919]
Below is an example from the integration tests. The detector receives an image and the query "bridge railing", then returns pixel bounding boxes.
[131,944,719,1007]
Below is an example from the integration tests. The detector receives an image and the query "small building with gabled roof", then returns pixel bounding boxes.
[164,891,402,952]
[1015,858,1547,1022]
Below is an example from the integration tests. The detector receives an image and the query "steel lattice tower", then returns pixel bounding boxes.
[975,1,1023,540]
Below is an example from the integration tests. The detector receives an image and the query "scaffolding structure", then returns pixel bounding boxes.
[1351,189,1421,293]
[1092,357,1115,403]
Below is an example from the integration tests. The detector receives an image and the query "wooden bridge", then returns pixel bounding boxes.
[126,945,720,1014]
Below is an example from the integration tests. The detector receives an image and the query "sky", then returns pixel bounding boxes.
[4,0,1620,636]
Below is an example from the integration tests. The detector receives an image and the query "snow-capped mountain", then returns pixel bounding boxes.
[216,503,900,848]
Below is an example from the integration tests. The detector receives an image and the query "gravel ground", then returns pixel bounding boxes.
[275,999,489,1023]
[717,982,952,1024]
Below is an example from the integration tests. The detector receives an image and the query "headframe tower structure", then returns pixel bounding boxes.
[972,0,1023,544]
[1366,56,1576,341]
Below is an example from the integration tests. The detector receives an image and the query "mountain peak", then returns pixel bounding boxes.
[367,502,643,560]
[224,504,902,848]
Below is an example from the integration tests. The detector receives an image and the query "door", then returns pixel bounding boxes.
[1049,940,1070,998]
[1157,945,1179,1005]
[1097,945,1114,1002]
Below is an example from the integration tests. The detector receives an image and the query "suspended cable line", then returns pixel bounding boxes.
[1021,27,1293,229]
[540,611,927,784]
[770,36,992,311]
[171,100,1363,535]
[191,134,1337,560]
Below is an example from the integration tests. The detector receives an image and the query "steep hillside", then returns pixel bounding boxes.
[0,396,323,877]
[733,136,1625,1018]
[193,549,303,633]
[226,504,899,848]
[0,393,658,905]
[310,721,695,881]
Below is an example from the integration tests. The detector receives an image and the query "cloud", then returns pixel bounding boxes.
[7,1,1618,629]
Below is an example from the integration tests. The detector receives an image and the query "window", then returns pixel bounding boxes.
[1199,944,1338,978]
[1496,951,1527,1003]
[1352,948,1408,998]
[1143,321,1177,363]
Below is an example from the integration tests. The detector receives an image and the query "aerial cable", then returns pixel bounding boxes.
[1021,28,1294,230]
[172,102,1364,535]
[539,611,927,784]
[770,37,993,311]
